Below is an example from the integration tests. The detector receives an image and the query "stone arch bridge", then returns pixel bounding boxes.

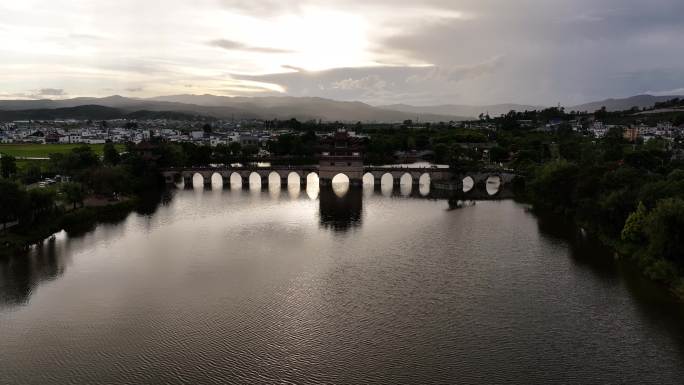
[161,166,516,190]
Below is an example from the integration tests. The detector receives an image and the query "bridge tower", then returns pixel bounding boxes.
[318,129,364,187]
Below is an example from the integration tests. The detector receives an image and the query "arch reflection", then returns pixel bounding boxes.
[319,187,362,232]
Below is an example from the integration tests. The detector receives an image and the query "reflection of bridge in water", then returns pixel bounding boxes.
[161,166,517,233]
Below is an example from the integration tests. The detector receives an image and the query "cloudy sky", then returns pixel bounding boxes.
[1,0,683,106]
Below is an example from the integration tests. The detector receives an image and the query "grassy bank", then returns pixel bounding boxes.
[0,143,125,158]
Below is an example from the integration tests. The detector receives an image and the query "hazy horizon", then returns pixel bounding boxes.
[2,0,684,106]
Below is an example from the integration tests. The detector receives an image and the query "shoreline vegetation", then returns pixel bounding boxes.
[1,142,164,257]
[1,199,138,258]
[520,162,684,302]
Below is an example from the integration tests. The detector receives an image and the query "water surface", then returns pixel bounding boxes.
[2,183,684,384]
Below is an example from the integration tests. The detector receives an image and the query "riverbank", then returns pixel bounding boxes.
[519,181,684,303]
[0,198,139,258]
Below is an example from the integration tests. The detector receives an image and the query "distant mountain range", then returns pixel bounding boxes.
[0,93,681,122]
[0,95,462,123]
[377,103,543,120]
[568,94,684,113]
[0,105,209,122]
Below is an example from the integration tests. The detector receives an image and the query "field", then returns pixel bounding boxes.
[0,143,125,172]
[0,143,124,158]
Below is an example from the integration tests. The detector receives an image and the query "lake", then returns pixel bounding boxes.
[2,179,684,384]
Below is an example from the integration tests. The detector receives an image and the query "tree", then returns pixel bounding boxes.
[489,146,509,163]
[0,179,28,229]
[241,144,258,157]
[594,106,608,121]
[51,145,100,174]
[22,164,42,184]
[103,142,120,165]
[621,202,648,243]
[601,127,625,162]
[60,182,84,210]
[228,141,242,156]
[28,188,56,218]
[83,166,130,196]
[644,198,684,267]
[530,160,579,213]
[1,154,17,178]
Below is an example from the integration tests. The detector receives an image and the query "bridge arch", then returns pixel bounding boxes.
[287,172,302,198]
[228,172,242,188]
[249,172,262,189]
[379,173,393,196]
[210,172,223,189]
[463,176,475,192]
[419,173,430,186]
[400,173,413,185]
[268,171,281,189]
[306,172,319,186]
[287,172,301,187]
[305,172,320,199]
[362,172,375,187]
[486,175,502,196]
[192,172,205,189]
[380,173,394,187]
[331,173,350,197]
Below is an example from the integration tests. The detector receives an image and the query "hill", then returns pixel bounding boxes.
[0,105,212,122]
[0,95,459,123]
[569,94,684,113]
[0,105,124,121]
[377,103,540,119]
[2,93,683,122]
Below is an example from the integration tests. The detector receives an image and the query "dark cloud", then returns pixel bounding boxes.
[368,0,684,104]
[38,88,65,96]
[209,39,293,54]
[231,62,501,104]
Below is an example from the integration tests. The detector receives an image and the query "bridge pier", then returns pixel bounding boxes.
[183,176,193,188]
[281,177,288,188]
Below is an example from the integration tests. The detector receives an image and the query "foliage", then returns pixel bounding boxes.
[103,142,121,165]
[529,160,579,213]
[621,202,648,243]
[1,154,18,178]
[60,181,85,209]
[0,179,28,226]
[644,198,684,267]
[82,166,131,196]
